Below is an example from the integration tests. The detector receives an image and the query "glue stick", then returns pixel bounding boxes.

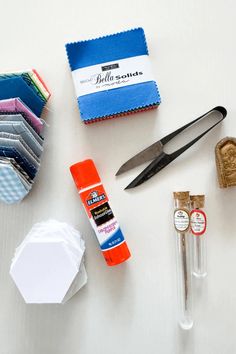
[70,159,131,266]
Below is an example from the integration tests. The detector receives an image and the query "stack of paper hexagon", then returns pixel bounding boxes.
[10,220,87,304]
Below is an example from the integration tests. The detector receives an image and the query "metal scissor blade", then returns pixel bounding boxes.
[116,141,163,176]
[125,152,172,189]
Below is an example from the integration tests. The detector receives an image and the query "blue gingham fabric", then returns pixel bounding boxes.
[0,163,28,204]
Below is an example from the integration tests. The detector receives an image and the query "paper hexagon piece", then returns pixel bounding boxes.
[10,220,87,304]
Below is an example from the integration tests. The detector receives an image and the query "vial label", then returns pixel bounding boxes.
[190,210,207,236]
[174,209,190,232]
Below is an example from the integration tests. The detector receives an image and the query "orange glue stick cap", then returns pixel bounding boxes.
[70,159,101,191]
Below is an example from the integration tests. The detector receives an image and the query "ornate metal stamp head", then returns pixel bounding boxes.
[215,137,236,188]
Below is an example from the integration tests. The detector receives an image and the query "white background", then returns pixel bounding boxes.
[0,0,236,353]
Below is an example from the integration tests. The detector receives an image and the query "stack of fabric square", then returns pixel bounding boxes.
[0,70,50,204]
[66,28,161,124]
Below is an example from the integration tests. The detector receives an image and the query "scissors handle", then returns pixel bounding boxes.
[170,106,227,160]
[160,106,227,146]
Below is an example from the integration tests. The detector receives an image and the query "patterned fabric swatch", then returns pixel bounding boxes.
[0,113,44,145]
[0,70,50,204]
[0,98,44,135]
[0,121,43,157]
[0,163,28,204]
[0,77,45,117]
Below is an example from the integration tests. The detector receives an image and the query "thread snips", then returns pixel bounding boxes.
[116,106,227,189]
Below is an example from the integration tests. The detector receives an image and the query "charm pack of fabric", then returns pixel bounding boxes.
[66,28,161,123]
[0,70,50,204]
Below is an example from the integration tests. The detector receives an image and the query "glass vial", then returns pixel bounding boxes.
[173,191,193,330]
[190,195,207,278]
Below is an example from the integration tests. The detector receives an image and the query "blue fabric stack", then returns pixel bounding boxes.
[66,28,161,123]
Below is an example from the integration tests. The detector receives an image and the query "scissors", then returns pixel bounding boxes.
[116,106,227,189]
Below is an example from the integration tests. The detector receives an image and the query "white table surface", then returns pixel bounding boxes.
[0,0,236,353]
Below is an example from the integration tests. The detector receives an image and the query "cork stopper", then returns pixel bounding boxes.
[173,191,190,201]
[215,137,236,188]
[173,191,190,208]
[190,195,205,209]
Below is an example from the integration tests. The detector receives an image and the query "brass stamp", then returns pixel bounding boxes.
[215,137,236,188]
